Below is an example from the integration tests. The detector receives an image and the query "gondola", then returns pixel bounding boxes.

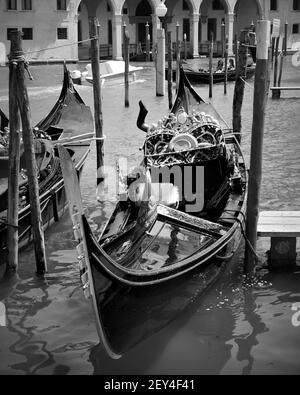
[0,65,93,266]
[166,64,256,84]
[59,67,248,359]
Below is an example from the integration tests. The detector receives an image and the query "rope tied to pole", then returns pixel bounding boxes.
[0,218,19,230]
[222,209,260,263]
[23,38,94,56]
[240,76,254,90]
[8,50,25,64]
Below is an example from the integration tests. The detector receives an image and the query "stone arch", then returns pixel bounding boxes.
[199,0,229,44]
[199,0,230,15]
[233,0,263,18]
[118,0,156,15]
[76,0,117,60]
[165,0,197,15]
[74,0,117,16]
[233,0,262,35]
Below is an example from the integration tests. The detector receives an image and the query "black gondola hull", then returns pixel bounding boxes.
[0,66,93,274]
[165,65,256,84]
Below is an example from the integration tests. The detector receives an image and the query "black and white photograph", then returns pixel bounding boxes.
[0,0,299,377]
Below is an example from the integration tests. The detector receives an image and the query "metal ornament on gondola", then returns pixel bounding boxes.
[144,106,225,167]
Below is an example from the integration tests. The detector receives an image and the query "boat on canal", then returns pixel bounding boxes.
[166,63,256,84]
[182,64,256,84]
[59,67,248,359]
[81,60,143,86]
[0,65,93,266]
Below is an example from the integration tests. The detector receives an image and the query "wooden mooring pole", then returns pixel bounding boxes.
[284,22,288,57]
[245,20,271,275]
[9,30,47,274]
[224,42,228,95]
[7,31,21,272]
[156,27,165,97]
[234,34,238,72]
[176,22,180,92]
[221,21,226,59]
[209,33,213,99]
[167,31,173,110]
[146,22,150,62]
[89,17,104,185]
[124,28,130,108]
[232,30,248,144]
[273,36,280,87]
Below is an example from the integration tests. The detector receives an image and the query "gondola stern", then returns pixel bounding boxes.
[58,145,122,360]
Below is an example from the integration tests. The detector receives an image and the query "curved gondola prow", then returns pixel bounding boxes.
[136,67,206,132]
[171,67,206,114]
[58,145,122,360]
[35,64,84,132]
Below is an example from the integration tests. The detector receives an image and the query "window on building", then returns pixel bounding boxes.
[22,28,33,40]
[293,0,300,10]
[107,2,111,12]
[123,7,128,15]
[293,23,299,33]
[57,27,68,39]
[270,0,277,11]
[183,0,189,11]
[57,0,67,11]
[183,18,190,41]
[7,28,18,40]
[7,0,17,10]
[22,0,32,10]
[212,0,224,11]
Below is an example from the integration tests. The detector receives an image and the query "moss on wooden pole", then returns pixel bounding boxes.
[245,20,271,275]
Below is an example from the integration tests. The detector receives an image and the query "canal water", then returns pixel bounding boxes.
[0,57,299,375]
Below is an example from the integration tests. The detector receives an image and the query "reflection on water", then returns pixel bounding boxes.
[0,59,300,374]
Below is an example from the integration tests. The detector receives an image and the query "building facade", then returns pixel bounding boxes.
[0,0,299,62]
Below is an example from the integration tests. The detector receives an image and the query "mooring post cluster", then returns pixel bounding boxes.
[271,19,289,99]
[8,30,47,275]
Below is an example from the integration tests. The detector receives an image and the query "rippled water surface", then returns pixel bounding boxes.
[0,57,299,375]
